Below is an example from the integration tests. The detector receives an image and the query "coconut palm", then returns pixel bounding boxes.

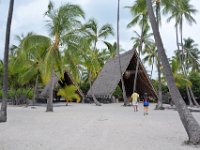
[117,0,128,105]
[170,57,192,88]
[126,0,150,93]
[104,41,118,59]
[142,43,157,79]
[57,85,80,105]
[0,0,14,123]
[183,38,200,106]
[12,35,52,105]
[153,0,164,109]
[174,50,194,106]
[173,37,200,107]
[83,19,114,51]
[44,1,85,111]
[82,18,113,105]
[183,38,200,72]
[146,0,200,144]
[163,0,197,106]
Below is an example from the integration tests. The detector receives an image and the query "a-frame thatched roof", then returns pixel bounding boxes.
[87,49,157,100]
[40,71,84,100]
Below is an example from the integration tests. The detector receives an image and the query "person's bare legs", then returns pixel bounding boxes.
[133,105,136,112]
[144,107,148,115]
[136,105,138,111]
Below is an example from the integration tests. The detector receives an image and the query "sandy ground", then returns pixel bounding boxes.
[0,103,200,150]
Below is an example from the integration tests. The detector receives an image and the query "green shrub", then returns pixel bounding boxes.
[0,89,2,99]
[113,85,122,98]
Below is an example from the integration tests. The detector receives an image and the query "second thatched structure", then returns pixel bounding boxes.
[86,49,157,103]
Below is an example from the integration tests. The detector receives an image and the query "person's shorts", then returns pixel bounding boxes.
[132,101,138,106]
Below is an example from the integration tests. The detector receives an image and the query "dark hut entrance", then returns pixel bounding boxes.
[86,49,157,103]
[37,71,84,103]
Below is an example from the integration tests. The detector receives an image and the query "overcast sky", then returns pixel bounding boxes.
[0,0,200,77]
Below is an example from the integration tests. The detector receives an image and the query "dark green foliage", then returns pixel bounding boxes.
[189,72,200,102]
[0,88,33,104]
[151,79,169,94]
[113,85,122,98]
[80,82,90,94]
[0,90,2,100]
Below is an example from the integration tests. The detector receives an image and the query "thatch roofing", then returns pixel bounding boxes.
[40,71,84,99]
[87,49,157,100]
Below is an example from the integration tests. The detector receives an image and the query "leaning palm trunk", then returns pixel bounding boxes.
[189,87,199,107]
[133,44,142,92]
[186,86,193,106]
[117,0,127,105]
[32,74,39,106]
[89,72,101,106]
[150,56,154,79]
[146,0,200,144]
[46,69,54,112]
[133,16,145,92]
[0,0,14,123]
[90,42,101,106]
[155,58,163,109]
[155,3,162,109]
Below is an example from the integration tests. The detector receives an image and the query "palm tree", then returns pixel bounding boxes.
[82,18,114,105]
[142,43,157,79]
[183,38,200,72]
[83,19,114,52]
[163,0,197,107]
[126,0,150,93]
[154,0,163,109]
[127,0,164,108]
[117,0,128,105]
[183,38,200,106]
[170,57,192,88]
[0,0,14,123]
[44,1,85,111]
[57,85,80,105]
[104,41,118,59]
[12,34,52,105]
[146,0,200,144]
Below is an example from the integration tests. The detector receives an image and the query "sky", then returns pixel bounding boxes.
[0,0,200,77]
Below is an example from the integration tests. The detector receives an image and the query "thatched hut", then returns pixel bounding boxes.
[37,71,84,102]
[86,49,157,103]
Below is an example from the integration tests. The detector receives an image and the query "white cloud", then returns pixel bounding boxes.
[0,0,199,76]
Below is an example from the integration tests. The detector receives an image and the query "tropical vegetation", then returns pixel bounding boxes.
[0,0,200,145]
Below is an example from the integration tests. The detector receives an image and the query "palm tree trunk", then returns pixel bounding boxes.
[32,74,39,106]
[180,19,196,106]
[133,16,145,92]
[146,0,200,144]
[46,69,54,112]
[176,24,194,106]
[156,58,163,109]
[186,86,193,106]
[133,48,140,92]
[89,72,101,106]
[189,87,199,107]
[117,0,127,105]
[155,2,162,109]
[150,56,154,79]
[0,0,14,123]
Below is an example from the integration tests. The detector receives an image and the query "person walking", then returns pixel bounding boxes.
[143,93,149,115]
[131,91,139,112]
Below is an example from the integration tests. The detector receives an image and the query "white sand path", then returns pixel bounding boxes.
[0,103,200,150]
